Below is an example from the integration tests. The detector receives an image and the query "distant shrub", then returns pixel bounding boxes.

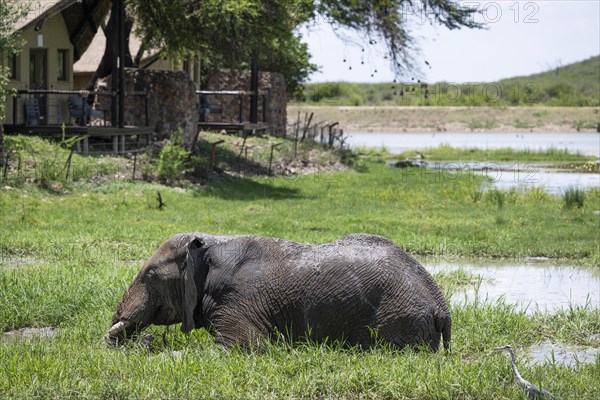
[563,187,586,209]
[545,82,575,105]
[156,130,190,182]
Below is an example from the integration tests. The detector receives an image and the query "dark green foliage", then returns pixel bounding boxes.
[128,1,481,95]
[563,187,586,209]
[0,0,29,166]
[156,130,191,182]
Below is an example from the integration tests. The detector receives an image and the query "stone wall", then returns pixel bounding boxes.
[205,70,287,137]
[96,68,287,148]
[98,68,199,149]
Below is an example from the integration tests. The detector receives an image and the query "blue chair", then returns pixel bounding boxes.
[199,95,222,122]
[68,96,104,126]
[24,98,41,126]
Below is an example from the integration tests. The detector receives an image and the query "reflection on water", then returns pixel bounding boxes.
[424,261,600,365]
[390,161,600,194]
[528,341,600,366]
[422,260,600,314]
[347,131,600,157]
[356,131,600,193]
[484,170,600,194]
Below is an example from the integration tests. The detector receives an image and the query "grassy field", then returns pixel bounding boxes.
[1,137,599,398]
[295,56,600,107]
[288,105,600,133]
[389,145,598,163]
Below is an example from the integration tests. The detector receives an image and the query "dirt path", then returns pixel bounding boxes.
[287,105,600,133]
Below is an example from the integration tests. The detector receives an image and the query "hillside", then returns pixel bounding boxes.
[497,56,599,106]
[294,56,600,107]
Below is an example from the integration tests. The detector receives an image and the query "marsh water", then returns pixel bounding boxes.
[345,131,600,157]
[422,260,600,314]
[422,259,600,365]
[346,131,600,193]
[422,162,600,195]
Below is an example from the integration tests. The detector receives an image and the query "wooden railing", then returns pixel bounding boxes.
[196,89,269,124]
[12,89,149,127]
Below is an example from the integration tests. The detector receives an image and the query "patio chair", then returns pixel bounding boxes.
[67,95,104,126]
[24,98,41,126]
[199,95,222,122]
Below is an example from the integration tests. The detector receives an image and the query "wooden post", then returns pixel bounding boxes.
[293,125,299,159]
[294,111,300,139]
[12,96,18,125]
[110,0,118,127]
[249,54,259,123]
[145,93,149,127]
[208,139,225,175]
[328,122,340,148]
[269,143,283,176]
[118,0,126,128]
[301,112,314,142]
[132,152,137,180]
[237,132,249,173]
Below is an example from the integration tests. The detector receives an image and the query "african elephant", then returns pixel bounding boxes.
[105,233,451,351]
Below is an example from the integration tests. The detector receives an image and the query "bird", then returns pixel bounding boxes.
[493,345,555,399]
[156,191,166,209]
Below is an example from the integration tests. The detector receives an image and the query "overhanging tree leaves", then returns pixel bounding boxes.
[126,0,481,93]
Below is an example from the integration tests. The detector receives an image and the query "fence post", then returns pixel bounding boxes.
[12,96,18,125]
[269,143,283,176]
[208,139,225,176]
[328,122,340,148]
[145,92,149,127]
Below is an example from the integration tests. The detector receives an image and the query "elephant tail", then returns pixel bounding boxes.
[436,312,452,352]
[442,315,452,352]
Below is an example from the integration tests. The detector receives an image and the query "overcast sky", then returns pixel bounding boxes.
[301,1,600,83]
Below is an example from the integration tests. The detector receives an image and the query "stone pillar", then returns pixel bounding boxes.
[100,68,199,149]
[205,69,287,137]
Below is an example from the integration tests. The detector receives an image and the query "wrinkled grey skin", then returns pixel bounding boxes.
[105,233,451,351]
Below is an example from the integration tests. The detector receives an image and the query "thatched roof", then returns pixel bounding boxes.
[15,0,111,61]
[73,23,160,74]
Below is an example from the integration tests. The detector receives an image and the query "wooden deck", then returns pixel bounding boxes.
[5,125,153,155]
[198,121,268,134]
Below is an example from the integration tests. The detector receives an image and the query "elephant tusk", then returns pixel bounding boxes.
[108,321,125,336]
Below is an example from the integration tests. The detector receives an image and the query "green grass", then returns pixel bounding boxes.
[1,137,599,398]
[1,260,598,398]
[294,55,600,106]
[1,160,599,263]
[391,145,597,163]
[563,186,587,209]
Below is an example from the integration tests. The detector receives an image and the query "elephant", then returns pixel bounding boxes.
[105,233,451,351]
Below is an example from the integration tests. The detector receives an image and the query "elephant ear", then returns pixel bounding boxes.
[181,236,205,333]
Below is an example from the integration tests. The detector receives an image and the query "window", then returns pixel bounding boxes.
[9,54,18,80]
[57,49,68,81]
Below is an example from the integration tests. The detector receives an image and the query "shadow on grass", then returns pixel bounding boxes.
[197,135,274,177]
[193,175,302,200]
